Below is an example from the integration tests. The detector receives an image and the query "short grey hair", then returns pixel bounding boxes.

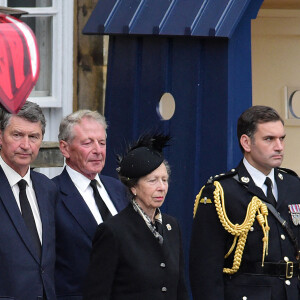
[0,101,46,136]
[58,110,107,142]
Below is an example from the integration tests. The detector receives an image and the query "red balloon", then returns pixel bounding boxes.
[0,14,40,113]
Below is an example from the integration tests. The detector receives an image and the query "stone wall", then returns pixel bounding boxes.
[74,0,108,114]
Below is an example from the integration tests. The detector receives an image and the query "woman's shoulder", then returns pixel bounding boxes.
[102,204,134,228]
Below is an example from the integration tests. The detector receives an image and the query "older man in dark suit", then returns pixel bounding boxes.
[53,110,128,300]
[0,101,57,300]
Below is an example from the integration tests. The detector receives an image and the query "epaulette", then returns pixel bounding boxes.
[193,168,238,217]
[206,168,238,184]
[278,167,298,177]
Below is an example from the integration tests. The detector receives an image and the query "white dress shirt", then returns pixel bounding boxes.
[243,157,278,201]
[66,165,118,224]
[0,156,43,243]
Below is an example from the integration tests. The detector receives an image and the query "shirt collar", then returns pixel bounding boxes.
[0,155,31,188]
[243,157,275,188]
[66,165,101,191]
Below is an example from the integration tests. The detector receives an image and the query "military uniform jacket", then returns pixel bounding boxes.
[189,161,300,300]
[83,204,189,300]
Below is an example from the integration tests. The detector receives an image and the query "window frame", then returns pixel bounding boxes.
[0,0,73,109]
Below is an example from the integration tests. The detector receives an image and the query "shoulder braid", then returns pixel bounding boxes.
[193,181,270,274]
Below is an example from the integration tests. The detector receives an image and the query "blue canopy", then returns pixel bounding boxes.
[83,0,252,38]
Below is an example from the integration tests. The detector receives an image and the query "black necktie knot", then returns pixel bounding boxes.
[90,179,98,189]
[18,179,27,191]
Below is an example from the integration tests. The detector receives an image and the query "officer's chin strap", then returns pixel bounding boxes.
[213,181,270,274]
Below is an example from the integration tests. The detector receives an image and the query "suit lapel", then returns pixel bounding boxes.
[274,168,287,210]
[31,172,48,262]
[0,167,40,263]
[100,175,124,212]
[58,168,98,240]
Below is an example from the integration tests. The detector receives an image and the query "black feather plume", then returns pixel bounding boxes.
[130,133,171,153]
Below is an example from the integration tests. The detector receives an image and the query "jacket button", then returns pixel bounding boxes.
[284,256,289,262]
[285,280,291,286]
[243,297,247,300]
[281,234,286,240]
[160,263,166,268]
[162,287,167,292]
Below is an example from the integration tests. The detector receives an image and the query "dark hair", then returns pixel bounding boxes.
[119,159,171,199]
[0,101,46,136]
[237,105,284,153]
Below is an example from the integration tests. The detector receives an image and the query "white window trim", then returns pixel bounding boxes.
[0,0,73,110]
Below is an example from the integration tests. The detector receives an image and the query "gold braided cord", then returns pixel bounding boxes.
[193,185,205,218]
[213,181,269,274]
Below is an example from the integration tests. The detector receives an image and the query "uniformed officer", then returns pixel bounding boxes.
[190,105,300,300]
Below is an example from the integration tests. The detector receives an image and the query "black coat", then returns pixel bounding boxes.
[83,204,189,300]
[190,161,300,300]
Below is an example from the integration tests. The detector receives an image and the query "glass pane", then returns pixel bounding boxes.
[21,16,53,97]
[8,0,52,7]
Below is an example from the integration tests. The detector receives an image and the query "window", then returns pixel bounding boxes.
[0,0,74,177]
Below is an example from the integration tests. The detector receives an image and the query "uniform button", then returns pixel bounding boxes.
[285,280,291,286]
[243,297,247,300]
[160,263,166,268]
[250,227,254,232]
[162,287,167,292]
[284,256,289,262]
[281,234,286,240]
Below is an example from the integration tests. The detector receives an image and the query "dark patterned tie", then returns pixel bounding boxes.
[264,177,277,207]
[18,179,41,258]
[90,179,112,221]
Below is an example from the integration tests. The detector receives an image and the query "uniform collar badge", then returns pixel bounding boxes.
[166,224,172,231]
[278,173,283,180]
[288,204,300,226]
[241,176,250,183]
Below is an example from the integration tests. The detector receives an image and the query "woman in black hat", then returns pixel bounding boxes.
[83,134,189,300]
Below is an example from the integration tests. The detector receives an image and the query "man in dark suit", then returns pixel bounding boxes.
[0,101,57,300]
[190,106,300,300]
[53,110,128,299]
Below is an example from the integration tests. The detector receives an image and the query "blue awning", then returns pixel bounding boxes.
[83,0,252,38]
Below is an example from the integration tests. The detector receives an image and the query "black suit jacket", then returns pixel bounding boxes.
[0,167,57,300]
[53,168,128,300]
[190,161,300,300]
[83,204,189,300]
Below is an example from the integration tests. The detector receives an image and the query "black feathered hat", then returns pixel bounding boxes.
[117,133,170,178]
